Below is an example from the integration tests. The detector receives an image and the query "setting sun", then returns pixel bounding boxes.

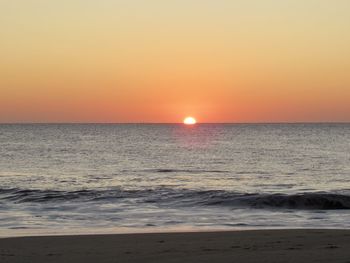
[183,117,197,125]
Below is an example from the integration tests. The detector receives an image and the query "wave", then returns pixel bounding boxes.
[136,169,229,174]
[1,188,350,210]
[0,188,149,203]
[199,192,350,210]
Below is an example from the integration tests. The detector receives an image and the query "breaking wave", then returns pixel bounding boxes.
[1,188,350,210]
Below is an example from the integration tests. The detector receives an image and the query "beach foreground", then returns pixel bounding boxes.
[1,230,350,263]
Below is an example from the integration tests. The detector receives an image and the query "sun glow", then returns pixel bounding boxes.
[183,117,197,125]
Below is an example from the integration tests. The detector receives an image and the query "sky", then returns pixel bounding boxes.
[0,0,349,123]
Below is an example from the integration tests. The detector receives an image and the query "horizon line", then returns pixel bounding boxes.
[0,122,349,125]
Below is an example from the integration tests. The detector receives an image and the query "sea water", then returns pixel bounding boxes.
[0,124,349,236]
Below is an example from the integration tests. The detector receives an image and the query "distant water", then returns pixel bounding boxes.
[0,124,349,236]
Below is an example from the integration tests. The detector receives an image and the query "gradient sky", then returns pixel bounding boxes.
[1,0,349,123]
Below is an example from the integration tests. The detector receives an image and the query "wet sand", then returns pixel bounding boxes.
[1,229,350,263]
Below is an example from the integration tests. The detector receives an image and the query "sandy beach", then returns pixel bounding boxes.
[1,229,350,263]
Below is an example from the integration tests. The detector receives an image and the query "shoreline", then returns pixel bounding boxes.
[1,229,350,262]
[2,226,350,239]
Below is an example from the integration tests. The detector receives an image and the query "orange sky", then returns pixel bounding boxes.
[1,0,350,123]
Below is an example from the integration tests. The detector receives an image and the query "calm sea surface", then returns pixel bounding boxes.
[0,124,349,236]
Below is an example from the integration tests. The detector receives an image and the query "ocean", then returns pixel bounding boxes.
[0,124,349,236]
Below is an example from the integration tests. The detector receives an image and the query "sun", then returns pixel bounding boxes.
[183,117,197,125]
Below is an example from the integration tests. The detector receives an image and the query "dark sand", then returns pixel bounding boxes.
[1,229,350,263]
